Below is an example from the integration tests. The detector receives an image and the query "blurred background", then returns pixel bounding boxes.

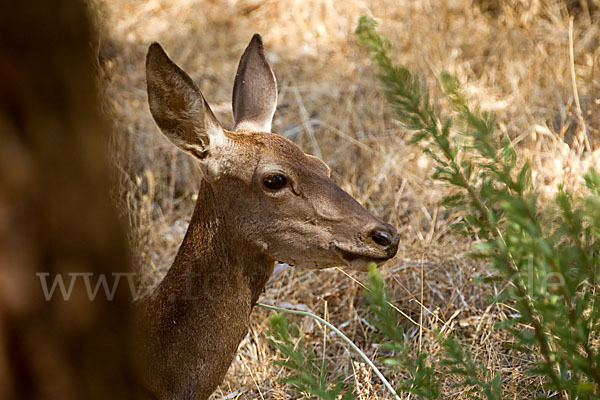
[92,0,600,398]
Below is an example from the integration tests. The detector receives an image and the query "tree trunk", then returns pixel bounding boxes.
[0,1,148,398]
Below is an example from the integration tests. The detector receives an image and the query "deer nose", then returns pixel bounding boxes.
[370,224,399,257]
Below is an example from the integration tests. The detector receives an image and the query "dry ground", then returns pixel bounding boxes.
[95,0,600,398]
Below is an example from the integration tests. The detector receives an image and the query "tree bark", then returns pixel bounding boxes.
[0,1,148,398]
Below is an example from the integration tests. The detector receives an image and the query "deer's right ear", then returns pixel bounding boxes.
[232,34,277,132]
[146,42,225,160]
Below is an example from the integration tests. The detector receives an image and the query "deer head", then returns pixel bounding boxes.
[145,34,398,271]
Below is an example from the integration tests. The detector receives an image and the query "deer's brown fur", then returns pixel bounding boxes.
[138,34,399,400]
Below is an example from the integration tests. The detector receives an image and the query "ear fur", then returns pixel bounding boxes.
[232,34,277,132]
[146,42,225,159]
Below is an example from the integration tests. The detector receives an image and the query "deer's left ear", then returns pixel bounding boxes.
[232,34,277,133]
[146,42,226,160]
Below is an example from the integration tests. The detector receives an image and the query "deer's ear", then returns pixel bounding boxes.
[146,42,225,159]
[232,34,277,132]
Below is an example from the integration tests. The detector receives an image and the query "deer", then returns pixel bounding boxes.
[136,34,399,400]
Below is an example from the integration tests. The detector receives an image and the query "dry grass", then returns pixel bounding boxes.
[95,0,600,398]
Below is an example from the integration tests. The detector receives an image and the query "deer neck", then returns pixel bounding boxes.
[140,180,274,399]
[175,182,274,296]
[167,180,274,302]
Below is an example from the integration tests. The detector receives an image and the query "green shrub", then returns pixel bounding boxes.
[356,15,600,399]
[265,15,600,400]
[267,313,353,399]
[365,263,502,400]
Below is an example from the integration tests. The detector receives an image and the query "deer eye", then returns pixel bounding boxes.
[263,174,287,190]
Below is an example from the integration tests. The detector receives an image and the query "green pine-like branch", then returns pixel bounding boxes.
[266,313,353,400]
[356,15,600,399]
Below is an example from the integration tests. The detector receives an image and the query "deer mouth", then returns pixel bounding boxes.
[333,246,392,270]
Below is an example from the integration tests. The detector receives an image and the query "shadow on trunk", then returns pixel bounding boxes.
[0,1,148,398]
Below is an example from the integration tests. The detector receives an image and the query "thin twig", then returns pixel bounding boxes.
[569,16,591,153]
[291,85,323,159]
[240,356,266,400]
[418,253,425,354]
[334,267,430,331]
